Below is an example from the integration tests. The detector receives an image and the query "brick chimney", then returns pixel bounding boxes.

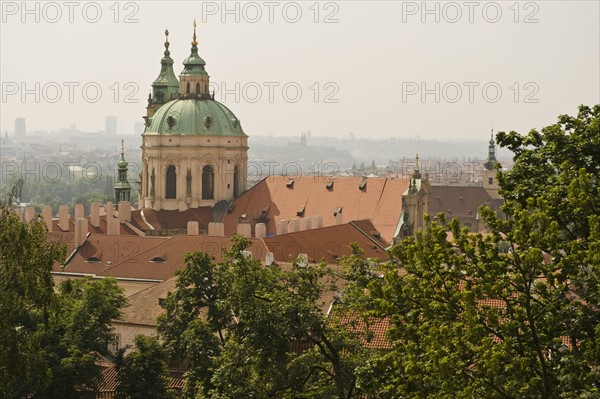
[90,202,100,228]
[187,221,199,236]
[255,223,267,238]
[208,222,225,237]
[107,218,120,236]
[59,205,69,231]
[41,206,52,232]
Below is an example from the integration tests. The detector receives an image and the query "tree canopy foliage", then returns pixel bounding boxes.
[364,104,599,398]
[158,236,381,398]
[0,193,127,398]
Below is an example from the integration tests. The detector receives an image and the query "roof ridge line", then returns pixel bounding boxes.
[349,220,388,252]
[97,235,175,274]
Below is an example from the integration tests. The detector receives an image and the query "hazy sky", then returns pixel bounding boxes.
[1,1,598,139]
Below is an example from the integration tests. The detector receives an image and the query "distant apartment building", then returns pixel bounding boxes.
[15,118,26,138]
[105,115,117,135]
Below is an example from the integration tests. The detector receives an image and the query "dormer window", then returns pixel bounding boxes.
[85,257,101,263]
[150,256,166,263]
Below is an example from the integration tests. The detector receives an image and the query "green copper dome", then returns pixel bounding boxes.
[144,99,247,137]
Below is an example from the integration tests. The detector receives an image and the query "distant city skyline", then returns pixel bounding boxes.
[1,1,598,140]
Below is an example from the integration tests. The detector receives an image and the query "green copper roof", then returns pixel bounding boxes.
[484,131,497,170]
[152,30,180,103]
[144,99,247,137]
[180,21,208,76]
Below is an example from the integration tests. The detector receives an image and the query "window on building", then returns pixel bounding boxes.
[166,165,176,199]
[186,82,190,94]
[202,165,214,199]
[488,177,493,185]
[196,83,201,94]
[109,334,121,354]
[233,165,239,198]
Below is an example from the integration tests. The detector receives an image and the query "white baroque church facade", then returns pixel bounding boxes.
[140,23,248,211]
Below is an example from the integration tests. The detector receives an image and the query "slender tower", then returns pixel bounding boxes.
[115,140,132,203]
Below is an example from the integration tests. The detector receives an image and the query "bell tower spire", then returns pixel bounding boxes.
[483,127,501,199]
[179,19,210,99]
[147,29,180,118]
[115,140,132,203]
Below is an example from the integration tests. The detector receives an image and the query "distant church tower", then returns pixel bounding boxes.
[393,154,431,244]
[140,22,249,211]
[115,140,131,203]
[483,129,501,199]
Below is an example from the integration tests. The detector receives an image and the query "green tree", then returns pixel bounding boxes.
[364,105,600,398]
[158,235,377,398]
[115,335,174,399]
[0,190,66,398]
[40,277,127,398]
[0,185,128,398]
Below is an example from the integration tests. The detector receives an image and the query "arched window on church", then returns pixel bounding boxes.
[202,165,214,200]
[233,165,239,198]
[186,82,191,94]
[166,165,176,199]
[196,83,201,95]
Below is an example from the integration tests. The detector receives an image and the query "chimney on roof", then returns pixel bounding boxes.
[24,206,35,223]
[255,222,267,238]
[208,222,225,237]
[302,217,312,231]
[74,217,88,247]
[118,201,131,223]
[13,208,23,222]
[107,218,120,236]
[187,221,199,235]
[236,223,252,238]
[74,203,84,220]
[90,202,100,228]
[276,220,288,235]
[288,218,300,233]
[313,215,323,229]
[265,251,274,265]
[41,206,52,232]
[59,204,69,231]
[105,202,114,219]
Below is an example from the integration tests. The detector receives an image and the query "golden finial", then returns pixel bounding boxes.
[121,139,125,158]
[192,19,198,46]
[164,29,170,50]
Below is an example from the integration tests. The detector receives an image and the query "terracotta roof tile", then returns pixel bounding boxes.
[327,307,392,350]
[52,234,169,276]
[96,235,269,281]
[118,277,177,326]
[223,176,409,242]
[262,221,389,264]
[130,207,214,232]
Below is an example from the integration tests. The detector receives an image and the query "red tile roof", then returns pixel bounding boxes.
[223,176,409,242]
[118,278,177,326]
[52,234,170,276]
[51,215,138,236]
[262,220,389,264]
[130,207,213,232]
[96,235,269,281]
[327,307,392,350]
